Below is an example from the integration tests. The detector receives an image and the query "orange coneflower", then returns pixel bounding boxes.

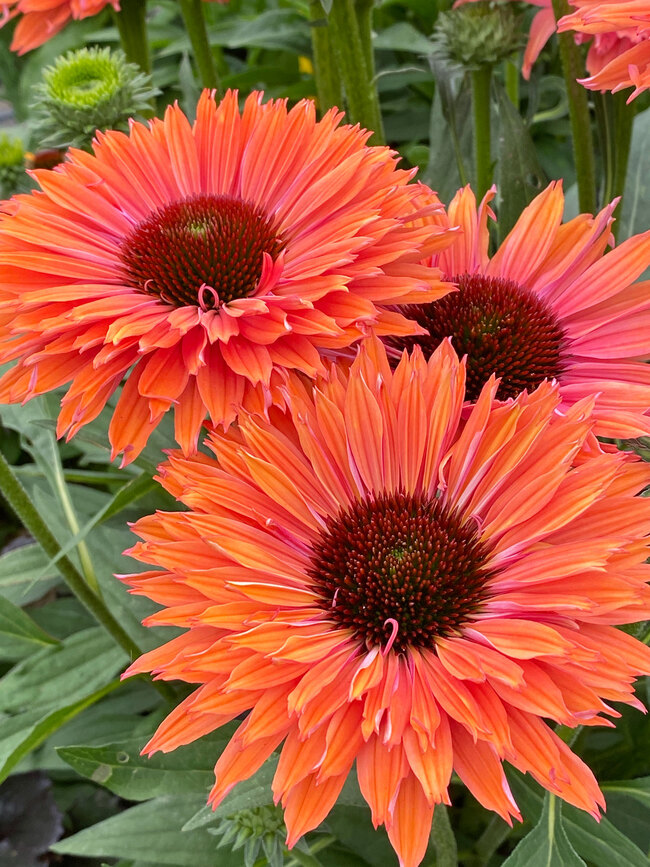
[558,1,650,99]
[0,90,452,464]
[389,181,650,438]
[0,0,119,55]
[123,338,650,867]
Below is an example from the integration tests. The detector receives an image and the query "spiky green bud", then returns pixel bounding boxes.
[212,804,286,867]
[0,134,25,199]
[31,46,158,151]
[433,2,523,69]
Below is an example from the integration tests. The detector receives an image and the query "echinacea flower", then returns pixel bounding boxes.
[123,338,650,867]
[456,0,645,88]
[390,181,650,438]
[558,0,650,99]
[0,89,452,464]
[0,0,119,55]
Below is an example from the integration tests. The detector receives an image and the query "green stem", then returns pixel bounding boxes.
[51,455,100,596]
[475,814,512,864]
[0,450,175,704]
[178,0,221,92]
[611,90,634,238]
[551,0,596,213]
[329,0,385,144]
[287,847,325,867]
[471,65,492,199]
[113,0,151,75]
[428,805,458,867]
[355,0,375,73]
[309,1,343,114]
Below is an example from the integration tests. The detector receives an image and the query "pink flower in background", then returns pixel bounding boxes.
[0,0,119,54]
[559,0,650,100]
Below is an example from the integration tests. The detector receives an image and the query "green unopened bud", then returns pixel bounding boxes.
[433,2,523,69]
[212,804,286,867]
[0,134,25,199]
[31,46,158,151]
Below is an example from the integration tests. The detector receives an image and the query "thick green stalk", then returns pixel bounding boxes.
[551,0,596,213]
[179,0,221,92]
[329,0,385,144]
[354,0,375,74]
[428,805,458,867]
[0,450,175,703]
[471,65,492,199]
[114,0,151,75]
[309,1,343,114]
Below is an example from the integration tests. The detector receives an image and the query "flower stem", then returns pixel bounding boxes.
[113,0,151,75]
[551,0,596,214]
[309,1,342,114]
[328,0,385,144]
[51,453,100,596]
[178,0,221,92]
[429,805,458,867]
[471,65,492,199]
[0,450,175,704]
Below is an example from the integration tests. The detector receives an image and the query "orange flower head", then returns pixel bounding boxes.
[558,0,650,99]
[0,90,452,464]
[123,338,650,867]
[389,181,650,438]
[0,0,119,54]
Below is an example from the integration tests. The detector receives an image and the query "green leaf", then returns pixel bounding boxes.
[182,755,279,831]
[51,795,221,866]
[602,777,650,808]
[0,542,60,605]
[58,725,238,801]
[0,594,59,660]
[0,679,121,784]
[373,22,435,55]
[620,106,650,244]
[37,470,157,580]
[421,61,472,201]
[509,770,648,867]
[502,793,586,866]
[0,627,126,714]
[495,82,546,241]
[326,804,398,867]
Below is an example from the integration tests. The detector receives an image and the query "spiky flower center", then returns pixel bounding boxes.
[120,194,284,309]
[309,491,493,653]
[44,48,126,108]
[392,273,566,401]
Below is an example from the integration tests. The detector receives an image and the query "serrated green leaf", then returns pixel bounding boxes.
[0,542,60,605]
[502,793,586,866]
[58,725,238,801]
[51,795,220,866]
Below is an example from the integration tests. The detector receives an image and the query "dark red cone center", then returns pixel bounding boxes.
[120,193,284,308]
[391,273,567,401]
[309,491,493,653]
